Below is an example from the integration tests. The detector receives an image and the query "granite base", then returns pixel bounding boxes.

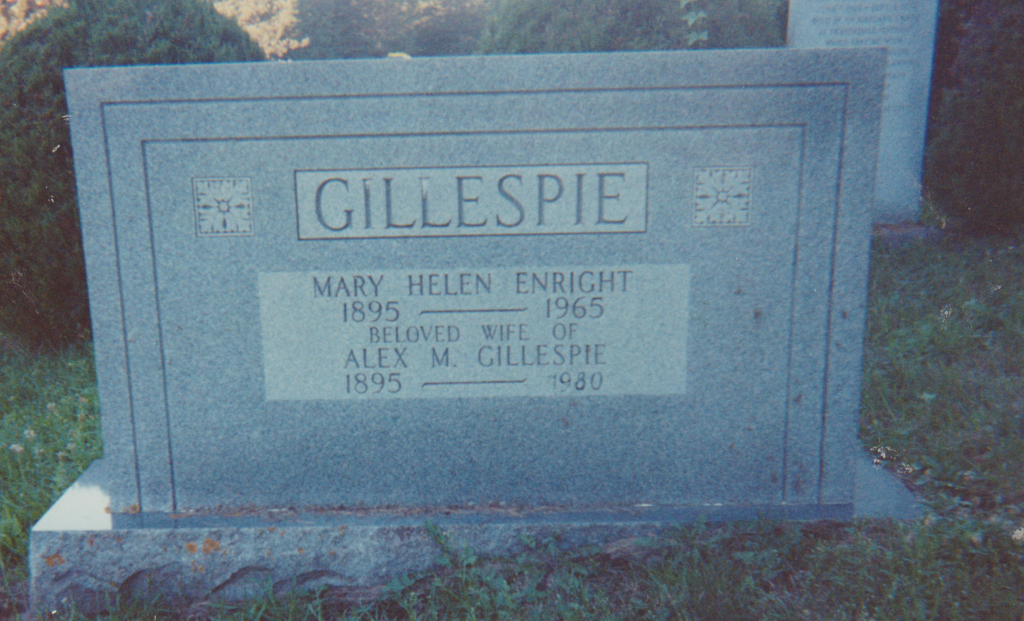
[31,457,918,616]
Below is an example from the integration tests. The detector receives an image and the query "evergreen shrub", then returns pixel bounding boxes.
[703,0,787,49]
[476,0,786,55]
[409,1,487,57]
[477,0,709,54]
[0,0,264,350]
[925,0,1024,233]
[285,0,487,60]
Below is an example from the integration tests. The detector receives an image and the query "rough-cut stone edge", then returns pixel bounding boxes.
[30,455,918,617]
[28,510,831,616]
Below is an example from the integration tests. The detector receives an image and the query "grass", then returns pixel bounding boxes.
[0,342,101,617]
[2,232,1024,619]
[862,236,1024,514]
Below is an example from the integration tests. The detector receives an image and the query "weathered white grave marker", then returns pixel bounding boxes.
[788,0,941,221]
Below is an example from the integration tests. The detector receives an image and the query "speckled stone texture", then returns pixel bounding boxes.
[36,48,904,614]
[33,463,893,616]
[30,459,917,615]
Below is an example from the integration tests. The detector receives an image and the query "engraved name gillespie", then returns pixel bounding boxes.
[308,168,637,232]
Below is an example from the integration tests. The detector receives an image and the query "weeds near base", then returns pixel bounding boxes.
[0,344,101,572]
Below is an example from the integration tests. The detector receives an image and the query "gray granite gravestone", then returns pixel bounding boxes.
[787,0,941,223]
[31,49,916,613]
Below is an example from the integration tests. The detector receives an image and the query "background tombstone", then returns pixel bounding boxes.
[31,48,914,614]
[787,0,941,222]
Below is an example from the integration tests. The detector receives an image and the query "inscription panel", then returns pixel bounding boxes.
[259,264,689,400]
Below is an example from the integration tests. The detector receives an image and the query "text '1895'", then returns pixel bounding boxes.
[258,264,688,400]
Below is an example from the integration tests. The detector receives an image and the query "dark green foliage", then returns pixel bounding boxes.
[925,0,1024,233]
[477,0,709,54]
[0,0,264,351]
[285,0,384,59]
[702,0,788,49]
[928,0,974,121]
[410,2,488,57]
[286,0,487,60]
[476,0,786,55]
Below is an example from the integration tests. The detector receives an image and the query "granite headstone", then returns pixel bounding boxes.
[787,0,941,222]
[31,49,914,613]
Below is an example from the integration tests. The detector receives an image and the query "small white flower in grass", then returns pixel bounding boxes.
[46,402,56,412]
[24,428,36,441]
[1013,527,1024,543]
[9,444,24,454]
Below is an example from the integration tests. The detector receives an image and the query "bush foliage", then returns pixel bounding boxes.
[285,0,487,60]
[703,0,787,49]
[286,0,784,61]
[925,0,1024,233]
[477,0,709,54]
[209,0,309,58]
[476,0,785,55]
[0,0,263,350]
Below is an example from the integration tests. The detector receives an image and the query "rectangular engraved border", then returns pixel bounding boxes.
[294,162,649,240]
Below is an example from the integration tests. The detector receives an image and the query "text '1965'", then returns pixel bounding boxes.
[258,264,689,401]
